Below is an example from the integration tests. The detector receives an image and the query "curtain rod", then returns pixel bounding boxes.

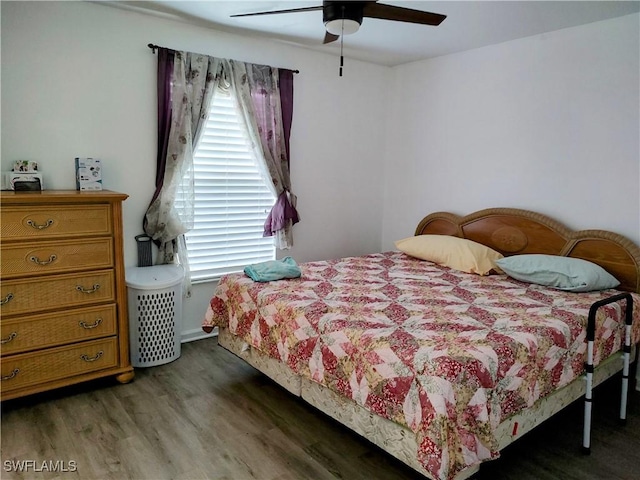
[147,43,300,74]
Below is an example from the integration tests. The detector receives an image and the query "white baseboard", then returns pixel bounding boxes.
[181,326,218,343]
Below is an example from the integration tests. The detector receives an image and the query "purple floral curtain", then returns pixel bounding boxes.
[263,69,299,244]
[144,48,223,294]
[226,61,299,248]
[146,49,299,286]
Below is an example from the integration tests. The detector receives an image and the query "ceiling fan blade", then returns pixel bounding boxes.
[323,32,340,44]
[231,6,323,18]
[362,3,446,26]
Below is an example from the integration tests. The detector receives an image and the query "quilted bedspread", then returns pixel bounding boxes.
[203,252,640,480]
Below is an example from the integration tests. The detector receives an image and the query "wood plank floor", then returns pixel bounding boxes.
[2,338,639,480]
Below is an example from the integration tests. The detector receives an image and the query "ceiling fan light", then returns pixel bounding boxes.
[325,18,360,36]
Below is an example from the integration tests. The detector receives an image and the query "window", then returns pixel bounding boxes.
[185,88,276,281]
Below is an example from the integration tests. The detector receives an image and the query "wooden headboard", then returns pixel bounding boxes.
[415,208,640,293]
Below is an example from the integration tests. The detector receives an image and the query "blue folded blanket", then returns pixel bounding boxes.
[243,256,302,282]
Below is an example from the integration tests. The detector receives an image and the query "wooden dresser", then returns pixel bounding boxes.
[0,190,134,401]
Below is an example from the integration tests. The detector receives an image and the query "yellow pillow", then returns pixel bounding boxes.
[395,235,504,276]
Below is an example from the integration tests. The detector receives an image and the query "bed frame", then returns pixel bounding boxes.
[217,207,640,480]
[415,208,640,292]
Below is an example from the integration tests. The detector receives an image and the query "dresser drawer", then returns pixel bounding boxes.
[0,270,115,316]
[1,304,117,355]
[1,238,113,279]
[0,337,118,393]
[1,205,112,240]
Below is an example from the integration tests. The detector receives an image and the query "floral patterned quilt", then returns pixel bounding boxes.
[203,252,640,480]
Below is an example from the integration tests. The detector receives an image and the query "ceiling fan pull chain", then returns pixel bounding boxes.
[339,11,345,77]
[339,38,344,77]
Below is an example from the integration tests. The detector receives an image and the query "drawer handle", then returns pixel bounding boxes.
[79,318,103,329]
[0,332,18,344]
[1,369,20,381]
[76,284,100,294]
[30,254,57,266]
[0,293,14,306]
[26,219,54,230]
[80,351,103,362]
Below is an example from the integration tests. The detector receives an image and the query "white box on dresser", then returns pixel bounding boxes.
[0,190,134,401]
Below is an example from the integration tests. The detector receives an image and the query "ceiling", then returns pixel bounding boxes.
[107,1,640,66]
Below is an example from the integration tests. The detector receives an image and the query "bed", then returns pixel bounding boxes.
[202,208,640,480]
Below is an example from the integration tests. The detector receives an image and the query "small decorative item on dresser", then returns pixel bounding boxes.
[0,190,134,401]
[13,160,38,172]
[75,157,103,191]
[5,160,43,191]
[6,173,43,191]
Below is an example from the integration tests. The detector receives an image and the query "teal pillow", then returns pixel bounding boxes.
[495,254,620,292]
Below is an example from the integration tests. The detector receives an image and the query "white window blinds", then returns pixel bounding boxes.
[185,89,276,281]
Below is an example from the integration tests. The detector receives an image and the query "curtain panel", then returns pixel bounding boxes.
[225,61,299,249]
[144,49,223,294]
[144,48,299,293]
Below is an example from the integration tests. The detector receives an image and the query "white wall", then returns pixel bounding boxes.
[1,1,390,340]
[382,14,640,249]
[3,3,639,342]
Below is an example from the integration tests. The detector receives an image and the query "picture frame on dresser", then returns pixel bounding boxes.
[0,190,134,401]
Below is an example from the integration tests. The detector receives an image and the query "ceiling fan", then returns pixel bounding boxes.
[231,1,447,45]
